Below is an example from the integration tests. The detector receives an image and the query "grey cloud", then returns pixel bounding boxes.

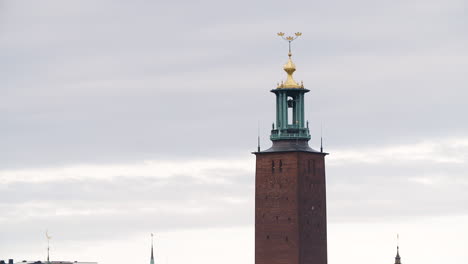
[2,0,468,168]
[0,174,253,205]
[2,148,468,246]
[0,172,254,246]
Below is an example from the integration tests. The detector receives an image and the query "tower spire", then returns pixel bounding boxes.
[269,32,312,144]
[394,234,402,264]
[277,32,303,89]
[150,233,155,264]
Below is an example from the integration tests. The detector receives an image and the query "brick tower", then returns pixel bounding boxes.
[254,33,328,264]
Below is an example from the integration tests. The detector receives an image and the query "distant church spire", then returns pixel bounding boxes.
[150,233,155,264]
[394,234,402,264]
[46,230,52,263]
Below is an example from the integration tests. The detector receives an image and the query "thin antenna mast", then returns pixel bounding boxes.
[46,230,52,263]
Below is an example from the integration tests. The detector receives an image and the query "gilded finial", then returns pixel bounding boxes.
[277,32,303,89]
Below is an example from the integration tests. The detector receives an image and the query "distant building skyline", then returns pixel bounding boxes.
[0,260,97,264]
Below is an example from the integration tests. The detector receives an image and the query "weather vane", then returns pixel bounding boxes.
[277,32,302,55]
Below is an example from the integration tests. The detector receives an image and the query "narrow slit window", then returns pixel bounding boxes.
[279,160,283,172]
[272,160,275,173]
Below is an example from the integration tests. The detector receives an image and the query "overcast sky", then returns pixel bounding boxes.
[1,0,468,264]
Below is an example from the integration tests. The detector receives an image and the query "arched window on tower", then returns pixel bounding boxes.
[287,96,294,125]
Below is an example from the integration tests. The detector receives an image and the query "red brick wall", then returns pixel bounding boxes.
[255,152,327,264]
